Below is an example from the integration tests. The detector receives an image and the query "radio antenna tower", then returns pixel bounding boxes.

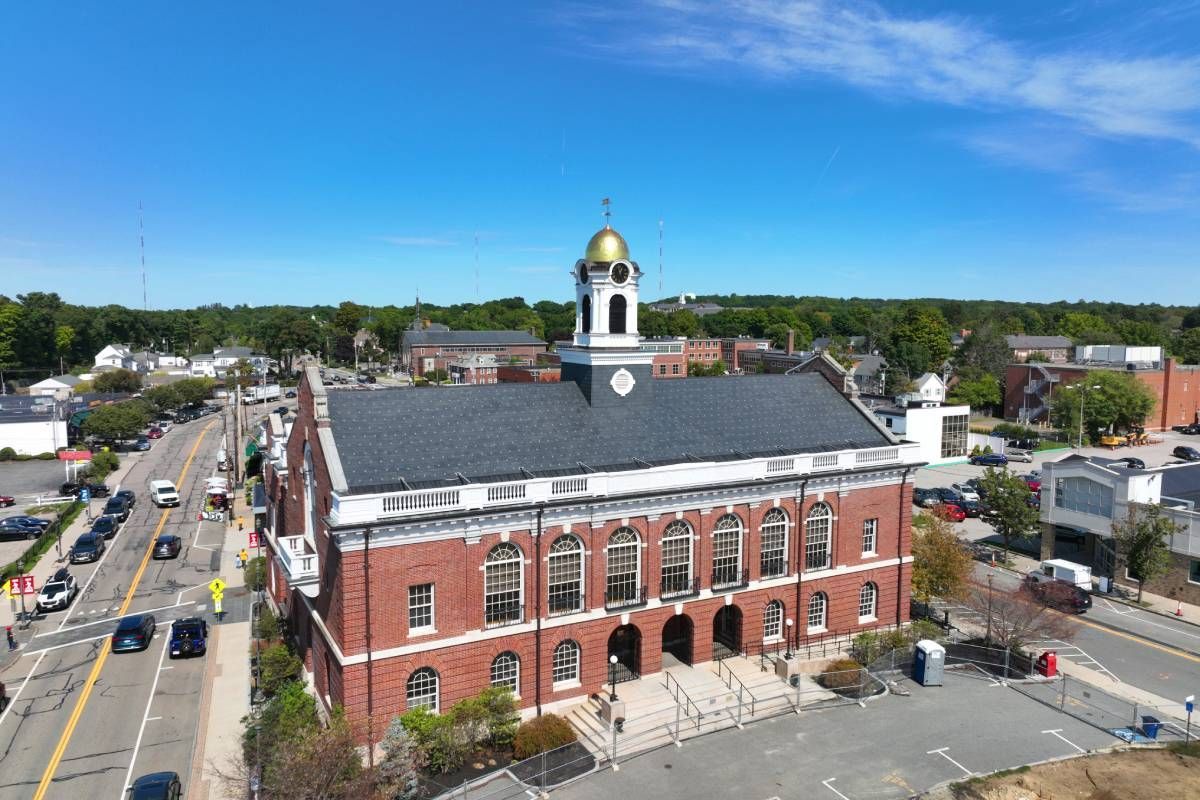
[473,231,480,302]
[139,201,148,310]
[658,218,664,295]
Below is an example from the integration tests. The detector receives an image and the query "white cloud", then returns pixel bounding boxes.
[376,236,457,247]
[593,0,1200,146]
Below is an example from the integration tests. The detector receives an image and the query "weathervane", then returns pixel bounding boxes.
[601,197,611,228]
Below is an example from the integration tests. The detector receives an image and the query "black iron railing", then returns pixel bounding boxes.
[605,584,647,611]
[484,601,524,629]
[759,556,787,579]
[660,575,701,599]
[711,567,750,592]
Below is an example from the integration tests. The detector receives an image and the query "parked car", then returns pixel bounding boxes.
[274,405,289,416]
[1004,448,1034,463]
[932,502,966,522]
[1172,423,1200,435]
[1022,572,1091,613]
[969,453,1008,467]
[168,617,208,658]
[104,495,132,522]
[1173,445,1200,462]
[951,483,980,502]
[128,771,182,800]
[36,568,78,612]
[912,487,940,507]
[0,495,14,508]
[935,487,964,505]
[5,515,50,531]
[146,427,164,439]
[1020,475,1041,493]
[133,436,152,452]
[958,498,983,517]
[1115,457,1146,470]
[152,535,182,559]
[111,614,156,652]
[70,533,106,563]
[0,518,44,540]
[116,488,136,507]
[90,514,120,540]
[61,481,109,498]
[285,389,297,398]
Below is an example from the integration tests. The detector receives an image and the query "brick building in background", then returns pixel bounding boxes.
[402,329,546,378]
[1005,346,1200,429]
[260,223,920,748]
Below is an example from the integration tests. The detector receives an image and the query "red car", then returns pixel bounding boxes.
[0,495,14,508]
[1022,476,1041,493]
[146,427,164,439]
[932,502,966,522]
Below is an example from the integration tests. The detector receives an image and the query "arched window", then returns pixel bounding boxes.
[580,295,591,334]
[552,640,580,685]
[858,582,878,621]
[712,514,744,588]
[609,294,627,334]
[605,528,641,607]
[406,667,439,712]
[759,508,788,578]
[807,592,828,632]
[763,600,784,641]
[660,520,694,598]
[547,535,583,616]
[484,543,523,627]
[303,443,317,541]
[490,652,520,695]
[804,503,832,572]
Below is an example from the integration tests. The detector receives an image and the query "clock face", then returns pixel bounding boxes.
[578,264,589,283]
[610,262,630,284]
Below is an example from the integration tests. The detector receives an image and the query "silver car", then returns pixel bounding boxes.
[1005,448,1034,463]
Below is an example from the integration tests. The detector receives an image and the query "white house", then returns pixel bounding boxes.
[914,373,947,403]
[94,344,136,371]
[157,353,188,368]
[28,374,82,399]
[189,346,271,378]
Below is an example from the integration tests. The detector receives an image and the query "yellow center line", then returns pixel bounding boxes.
[1074,616,1200,664]
[32,421,216,800]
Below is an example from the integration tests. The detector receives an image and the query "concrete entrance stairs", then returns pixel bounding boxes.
[565,654,828,763]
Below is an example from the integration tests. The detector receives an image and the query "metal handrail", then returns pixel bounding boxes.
[660,575,700,599]
[716,657,757,716]
[663,671,701,729]
[711,567,750,591]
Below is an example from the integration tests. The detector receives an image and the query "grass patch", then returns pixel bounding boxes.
[23,503,72,515]
[1166,741,1200,758]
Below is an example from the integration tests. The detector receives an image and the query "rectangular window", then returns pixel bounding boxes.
[408,584,434,632]
[940,414,969,459]
[1190,559,1200,585]
[1054,476,1114,518]
[862,519,877,555]
[671,364,680,375]
[659,364,667,375]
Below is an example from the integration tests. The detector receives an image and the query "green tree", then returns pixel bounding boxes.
[259,643,303,697]
[665,309,700,338]
[947,371,1001,413]
[82,402,150,441]
[764,323,792,350]
[0,301,23,376]
[1050,371,1156,444]
[174,377,215,406]
[687,359,726,377]
[887,305,952,376]
[954,325,1011,379]
[979,467,1041,553]
[1116,320,1166,348]
[1057,311,1115,345]
[911,514,973,602]
[1173,328,1200,365]
[1112,503,1182,602]
[93,368,142,394]
[54,324,75,371]
[143,383,183,411]
[378,717,423,800]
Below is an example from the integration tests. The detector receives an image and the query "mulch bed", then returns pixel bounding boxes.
[417,742,596,797]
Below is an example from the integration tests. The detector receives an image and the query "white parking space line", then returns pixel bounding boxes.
[1026,640,1119,682]
[0,651,46,730]
[23,630,112,656]
[927,747,973,777]
[1042,729,1086,753]
[822,778,852,800]
[55,525,128,632]
[1115,608,1200,642]
[37,600,194,637]
[120,633,171,798]
[1100,598,1136,616]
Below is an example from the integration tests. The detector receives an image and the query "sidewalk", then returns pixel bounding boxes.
[0,449,150,665]
[189,490,253,800]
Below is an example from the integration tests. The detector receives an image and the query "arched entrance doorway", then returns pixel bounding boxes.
[712,605,743,661]
[661,614,694,667]
[607,624,641,683]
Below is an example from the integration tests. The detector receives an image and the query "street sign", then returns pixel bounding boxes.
[79,488,90,503]
[8,575,37,597]
[1187,695,1195,715]
[208,577,227,594]
[248,531,260,548]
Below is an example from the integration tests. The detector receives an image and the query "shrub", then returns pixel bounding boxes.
[255,605,281,641]
[982,445,993,454]
[0,447,15,461]
[817,658,865,692]
[513,713,577,759]
[970,444,981,456]
[908,619,943,643]
[479,686,519,747]
[259,643,302,697]
[400,709,470,774]
[87,450,120,481]
[244,556,267,591]
[35,452,55,460]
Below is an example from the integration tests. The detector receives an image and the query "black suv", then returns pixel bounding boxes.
[152,535,182,559]
[90,514,120,540]
[115,488,136,507]
[1173,445,1200,462]
[168,617,208,659]
[103,495,132,522]
[61,481,109,499]
[70,533,105,563]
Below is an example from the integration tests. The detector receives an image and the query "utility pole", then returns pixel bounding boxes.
[233,382,242,486]
[139,201,148,311]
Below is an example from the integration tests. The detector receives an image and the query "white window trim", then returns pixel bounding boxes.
[408,583,436,635]
[490,652,521,697]
[862,518,878,557]
[484,543,525,627]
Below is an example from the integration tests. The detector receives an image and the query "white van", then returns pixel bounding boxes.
[1038,559,1092,590]
[149,479,180,508]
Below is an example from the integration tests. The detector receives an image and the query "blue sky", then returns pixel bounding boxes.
[2,1,1198,308]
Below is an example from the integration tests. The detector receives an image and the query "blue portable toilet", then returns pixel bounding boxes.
[913,640,945,686]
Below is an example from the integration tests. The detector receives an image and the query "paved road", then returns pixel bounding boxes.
[0,412,235,800]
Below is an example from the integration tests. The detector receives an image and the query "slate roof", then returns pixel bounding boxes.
[1006,335,1072,350]
[325,373,894,493]
[850,355,888,378]
[405,330,545,347]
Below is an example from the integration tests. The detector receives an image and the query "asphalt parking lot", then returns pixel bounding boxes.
[0,458,72,505]
[552,672,1119,800]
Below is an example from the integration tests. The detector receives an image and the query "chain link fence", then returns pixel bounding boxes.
[1011,675,1190,742]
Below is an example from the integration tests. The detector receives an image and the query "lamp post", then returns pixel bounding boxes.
[785,618,794,659]
[985,572,994,644]
[1071,383,1101,448]
[608,654,619,702]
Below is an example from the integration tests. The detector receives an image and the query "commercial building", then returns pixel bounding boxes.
[639,337,687,378]
[448,354,499,385]
[1005,335,1073,364]
[1040,456,1200,604]
[496,364,561,383]
[28,374,82,399]
[0,396,69,455]
[260,222,921,746]
[1005,346,1200,429]
[402,330,546,379]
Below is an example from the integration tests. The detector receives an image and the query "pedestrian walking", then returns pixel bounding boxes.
[238,548,249,569]
[6,626,16,651]
[237,516,245,533]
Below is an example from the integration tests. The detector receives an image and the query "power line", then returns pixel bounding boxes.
[138,202,148,310]
[658,218,664,295]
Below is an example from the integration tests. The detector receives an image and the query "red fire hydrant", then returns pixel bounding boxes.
[1036,651,1057,678]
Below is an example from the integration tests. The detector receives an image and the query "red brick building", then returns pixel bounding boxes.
[496,364,561,383]
[261,223,919,748]
[402,329,546,378]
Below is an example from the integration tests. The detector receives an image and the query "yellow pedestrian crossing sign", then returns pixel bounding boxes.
[208,578,226,594]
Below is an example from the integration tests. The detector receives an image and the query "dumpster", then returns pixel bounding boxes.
[1036,651,1058,678]
[1141,716,1161,739]
[913,640,945,686]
